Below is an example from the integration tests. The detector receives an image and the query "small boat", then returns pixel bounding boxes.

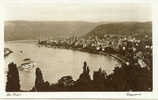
[20,50,23,53]
[23,58,31,61]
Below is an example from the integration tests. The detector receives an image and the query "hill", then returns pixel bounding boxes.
[85,22,152,39]
[4,21,102,41]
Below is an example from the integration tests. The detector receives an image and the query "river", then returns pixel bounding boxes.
[5,41,120,91]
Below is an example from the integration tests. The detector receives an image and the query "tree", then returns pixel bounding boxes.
[93,68,107,90]
[6,62,20,92]
[35,67,44,91]
[79,61,91,82]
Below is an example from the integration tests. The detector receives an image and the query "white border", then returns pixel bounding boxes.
[0,0,158,98]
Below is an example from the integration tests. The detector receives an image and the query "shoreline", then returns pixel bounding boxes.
[5,41,127,65]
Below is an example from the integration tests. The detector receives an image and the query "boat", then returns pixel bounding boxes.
[20,50,23,53]
[18,59,36,72]
[23,58,31,61]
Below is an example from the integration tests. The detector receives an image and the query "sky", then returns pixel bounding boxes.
[4,1,152,22]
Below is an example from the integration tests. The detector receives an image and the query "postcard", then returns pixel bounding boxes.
[0,0,158,98]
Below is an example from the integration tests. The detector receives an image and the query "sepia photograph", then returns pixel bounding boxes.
[4,1,152,93]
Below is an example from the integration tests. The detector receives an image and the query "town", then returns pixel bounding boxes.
[39,33,152,71]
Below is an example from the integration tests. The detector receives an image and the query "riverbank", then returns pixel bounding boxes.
[38,37,152,71]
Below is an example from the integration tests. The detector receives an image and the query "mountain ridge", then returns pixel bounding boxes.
[5,21,103,41]
[5,21,152,41]
[85,22,152,39]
